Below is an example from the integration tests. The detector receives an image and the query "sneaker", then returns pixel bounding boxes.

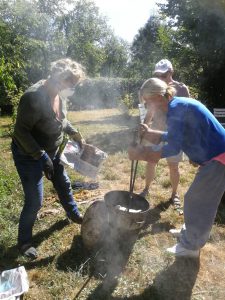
[171,194,181,209]
[169,228,182,238]
[139,188,149,198]
[19,244,38,260]
[166,243,200,258]
[67,213,83,224]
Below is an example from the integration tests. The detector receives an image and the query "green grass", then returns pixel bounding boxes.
[1,110,225,300]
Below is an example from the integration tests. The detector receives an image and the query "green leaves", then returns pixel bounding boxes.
[160,0,225,107]
[0,0,130,112]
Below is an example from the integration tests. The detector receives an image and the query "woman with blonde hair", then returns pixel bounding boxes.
[12,58,86,259]
[129,77,225,257]
[140,59,190,212]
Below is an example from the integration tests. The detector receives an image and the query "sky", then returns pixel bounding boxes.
[93,0,160,43]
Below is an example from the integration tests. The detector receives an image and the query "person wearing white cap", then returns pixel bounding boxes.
[128,77,225,257]
[139,59,189,212]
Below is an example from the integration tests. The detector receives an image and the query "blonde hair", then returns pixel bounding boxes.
[49,58,86,84]
[140,78,176,100]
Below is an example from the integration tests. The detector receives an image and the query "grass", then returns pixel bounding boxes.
[1,109,225,299]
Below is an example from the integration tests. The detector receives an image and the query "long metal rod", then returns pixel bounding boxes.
[129,160,134,195]
[73,275,93,299]
[72,247,104,299]
[131,160,139,194]
[128,129,144,210]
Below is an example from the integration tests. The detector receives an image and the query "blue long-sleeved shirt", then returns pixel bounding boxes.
[161,97,225,165]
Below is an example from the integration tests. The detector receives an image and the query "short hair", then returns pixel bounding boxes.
[140,78,176,99]
[49,58,86,84]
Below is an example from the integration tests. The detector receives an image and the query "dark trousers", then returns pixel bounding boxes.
[11,142,80,246]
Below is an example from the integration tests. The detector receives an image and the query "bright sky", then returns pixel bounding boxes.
[93,0,160,43]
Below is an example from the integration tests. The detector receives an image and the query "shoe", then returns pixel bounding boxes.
[166,243,200,258]
[171,194,181,209]
[169,228,182,238]
[19,244,38,260]
[67,213,83,224]
[139,188,149,198]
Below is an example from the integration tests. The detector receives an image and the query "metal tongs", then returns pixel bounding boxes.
[128,128,144,210]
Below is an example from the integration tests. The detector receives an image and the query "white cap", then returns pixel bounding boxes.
[154,59,173,74]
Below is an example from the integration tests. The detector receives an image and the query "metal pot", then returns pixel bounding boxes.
[81,200,109,251]
[104,190,150,231]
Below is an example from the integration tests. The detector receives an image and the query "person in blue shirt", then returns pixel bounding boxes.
[140,59,190,211]
[128,77,225,258]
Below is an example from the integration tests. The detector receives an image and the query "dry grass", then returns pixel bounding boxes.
[1,109,225,300]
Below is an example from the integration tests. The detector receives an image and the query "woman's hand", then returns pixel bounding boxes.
[71,131,85,148]
[139,124,163,144]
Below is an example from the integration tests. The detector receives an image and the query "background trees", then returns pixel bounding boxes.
[1,0,225,112]
[0,0,129,112]
[157,0,225,107]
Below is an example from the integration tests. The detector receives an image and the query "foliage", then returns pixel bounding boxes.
[100,36,130,77]
[2,0,225,111]
[127,13,201,92]
[128,1,225,107]
[8,88,24,135]
[118,93,135,118]
[0,17,27,108]
[120,93,134,110]
[127,15,165,79]
[0,0,129,112]
[159,0,225,107]
[57,0,129,77]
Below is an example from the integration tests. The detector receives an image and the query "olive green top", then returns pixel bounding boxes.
[13,80,78,159]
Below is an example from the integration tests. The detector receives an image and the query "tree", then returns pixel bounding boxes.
[0,13,27,110]
[100,36,129,77]
[58,0,111,76]
[0,0,130,112]
[0,0,68,110]
[127,15,165,79]
[160,0,225,107]
[57,0,129,77]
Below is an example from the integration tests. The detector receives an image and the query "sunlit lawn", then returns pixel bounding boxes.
[1,109,225,300]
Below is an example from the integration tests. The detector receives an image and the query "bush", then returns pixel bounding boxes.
[118,93,135,118]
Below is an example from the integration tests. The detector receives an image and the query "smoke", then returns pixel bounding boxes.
[81,191,149,298]
[69,77,142,110]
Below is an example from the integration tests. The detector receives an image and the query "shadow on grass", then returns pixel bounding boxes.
[110,257,200,300]
[84,230,140,300]
[56,228,141,300]
[33,218,70,245]
[0,219,69,270]
[56,234,89,274]
[137,198,174,239]
[86,128,137,155]
[86,256,199,300]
